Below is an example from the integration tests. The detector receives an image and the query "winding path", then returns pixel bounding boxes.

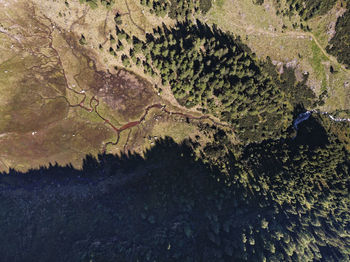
[211,18,350,73]
[36,10,233,154]
[99,102,233,152]
[124,0,146,34]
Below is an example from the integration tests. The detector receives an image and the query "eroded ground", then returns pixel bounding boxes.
[1,0,349,171]
[0,0,227,171]
[0,1,117,171]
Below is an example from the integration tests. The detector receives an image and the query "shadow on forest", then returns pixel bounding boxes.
[0,116,347,261]
[0,137,218,189]
[0,113,328,190]
[291,104,329,148]
[0,137,237,262]
[241,110,330,176]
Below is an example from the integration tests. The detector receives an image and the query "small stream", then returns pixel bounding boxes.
[293,111,312,130]
[293,109,350,130]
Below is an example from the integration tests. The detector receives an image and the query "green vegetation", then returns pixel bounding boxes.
[263,57,317,108]
[78,0,115,9]
[274,0,337,20]
[252,0,264,5]
[140,0,169,17]
[2,1,350,260]
[1,115,350,261]
[114,13,123,25]
[311,40,328,91]
[327,7,350,68]
[200,114,350,261]
[199,0,212,14]
[140,0,212,18]
[137,21,294,142]
[79,34,87,45]
[235,116,350,261]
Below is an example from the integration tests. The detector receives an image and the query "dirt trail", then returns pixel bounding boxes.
[101,102,233,152]
[26,7,233,155]
[221,20,350,73]
[124,0,145,34]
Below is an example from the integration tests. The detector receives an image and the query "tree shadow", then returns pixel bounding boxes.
[0,125,344,262]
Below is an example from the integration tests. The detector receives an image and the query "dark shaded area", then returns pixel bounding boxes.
[293,115,329,147]
[79,0,115,9]
[139,0,211,19]
[140,20,293,143]
[263,57,317,109]
[252,0,264,5]
[199,0,212,14]
[275,0,337,20]
[1,115,350,261]
[327,6,350,68]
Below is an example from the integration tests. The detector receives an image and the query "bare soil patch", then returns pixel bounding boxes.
[92,68,159,121]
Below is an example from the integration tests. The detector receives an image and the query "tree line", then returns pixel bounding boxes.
[1,115,349,261]
[327,3,350,68]
[136,20,295,143]
[78,0,115,9]
[140,0,212,19]
[273,0,337,20]
[108,19,319,143]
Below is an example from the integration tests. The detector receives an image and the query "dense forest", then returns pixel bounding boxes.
[263,57,317,108]
[91,0,319,143]
[273,0,337,20]
[254,0,350,67]
[327,4,350,68]
[140,0,212,18]
[132,21,299,142]
[1,115,349,261]
[107,18,319,143]
[5,1,348,261]
[78,0,115,9]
